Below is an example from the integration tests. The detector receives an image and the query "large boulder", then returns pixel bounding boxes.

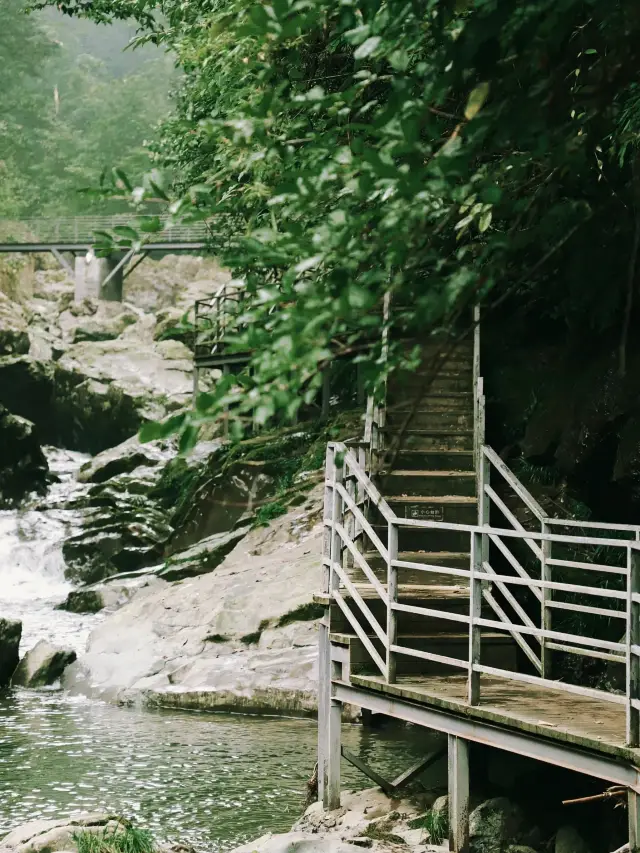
[0,405,48,506]
[0,813,123,853]
[469,798,525,853]
[0,292,29,355]
[63,487,326,714]
[62,467,174,583]
[0,348,190,454]
[555,826,591,853]
[11,640,77,688]
[76,435,175,484]
[158,525,252,582]
[0,618,21,687]
[57,299,139,345]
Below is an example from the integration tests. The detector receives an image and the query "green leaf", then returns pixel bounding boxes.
[478,210,493,233]
[464,82,490,121]
[354,37,381,59]
[179,424,200,454]
[139,413,186,443]
[113,168,133,191]
[113,225,139,240]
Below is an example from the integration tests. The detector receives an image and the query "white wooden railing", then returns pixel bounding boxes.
[323,440,640,747]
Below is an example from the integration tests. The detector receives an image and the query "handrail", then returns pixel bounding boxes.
[482,445,546,521]
[321,437,640,744]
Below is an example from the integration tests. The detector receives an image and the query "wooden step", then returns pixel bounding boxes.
[381,449,474,471]
[386,393,473,413]
[348,550,469,585]
[393,373,472,394]
[332,631,517,677]
[330,585,471,636]
[381,429,473,451]
[382,470,476,498]
[371,496,476,552]
[386,410,474,431]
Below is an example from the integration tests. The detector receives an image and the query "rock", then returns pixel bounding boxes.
[0,618,21,686]
[124,255,230,313]
[0,292,29,355]
[229,833,372,853]
[0,356,55,431]
[154,306,194,349]
[56,580,143,614]
[11,640,77,688]
[62,467,174,583]
[469,798,525,853]
[555,826,591,853]
[506,847,538,853]
[0,813,122,853]
[77,435,175,484]
[62,487,330,714]
[0,405,48,506]
[158,525,252,581]
[57,300,139,345]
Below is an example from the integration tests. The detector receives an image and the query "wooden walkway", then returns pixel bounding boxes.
[351,672,636,760]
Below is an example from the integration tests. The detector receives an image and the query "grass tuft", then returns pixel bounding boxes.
[204,633,229,643]
[240,631,262,645]
[409,809,449,844]
[73,823,155,853]
[277,602,324,627]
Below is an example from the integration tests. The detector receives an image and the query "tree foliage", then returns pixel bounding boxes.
[31,0,640,434]
[0,1,173,219]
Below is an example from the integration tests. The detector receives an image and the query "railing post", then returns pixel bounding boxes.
[330,446,345,595]
[627,543,640,747]
[541,521,552,679]
[323,445,334,595]
[345,472,356,571]
[468,530,482,705]
[386,519,398,684]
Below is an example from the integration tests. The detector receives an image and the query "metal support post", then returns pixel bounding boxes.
[386,520,398,684]
[541,520,552,679]
[627,544,640,747]
[318,618,330,805]
[192,368,200,409]
[448,735,470,853]
[630,788,640,853]
[468,530,482,705]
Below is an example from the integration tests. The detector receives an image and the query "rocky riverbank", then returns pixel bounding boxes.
[0,787,602,853]
[62,484,327,714]
[0,251,351,716]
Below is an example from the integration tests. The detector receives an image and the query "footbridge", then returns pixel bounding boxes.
[0,216,211,302]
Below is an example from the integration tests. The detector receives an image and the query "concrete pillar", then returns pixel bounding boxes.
[74,251,123,303]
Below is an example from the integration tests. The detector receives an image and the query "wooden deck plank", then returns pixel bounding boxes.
[350,672,640,762]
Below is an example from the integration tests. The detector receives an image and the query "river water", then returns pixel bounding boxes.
[0,450,443,851]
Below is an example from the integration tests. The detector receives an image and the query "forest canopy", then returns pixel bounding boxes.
[0,1,174,218]
[26,0,640,437]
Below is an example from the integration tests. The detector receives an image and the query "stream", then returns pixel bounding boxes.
[0,449,443,851]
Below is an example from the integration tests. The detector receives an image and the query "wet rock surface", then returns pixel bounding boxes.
[0,405,48,506]
[12,640,77,688]
[0,813,125,853]
[63,488,325,713]
[0,293,29,356]
[0,618,21,687]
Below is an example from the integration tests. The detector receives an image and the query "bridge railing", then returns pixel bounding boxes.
[194,282,248,360]
[0,216,211,244]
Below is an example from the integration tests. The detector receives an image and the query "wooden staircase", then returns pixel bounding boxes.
[331,336,517,678]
